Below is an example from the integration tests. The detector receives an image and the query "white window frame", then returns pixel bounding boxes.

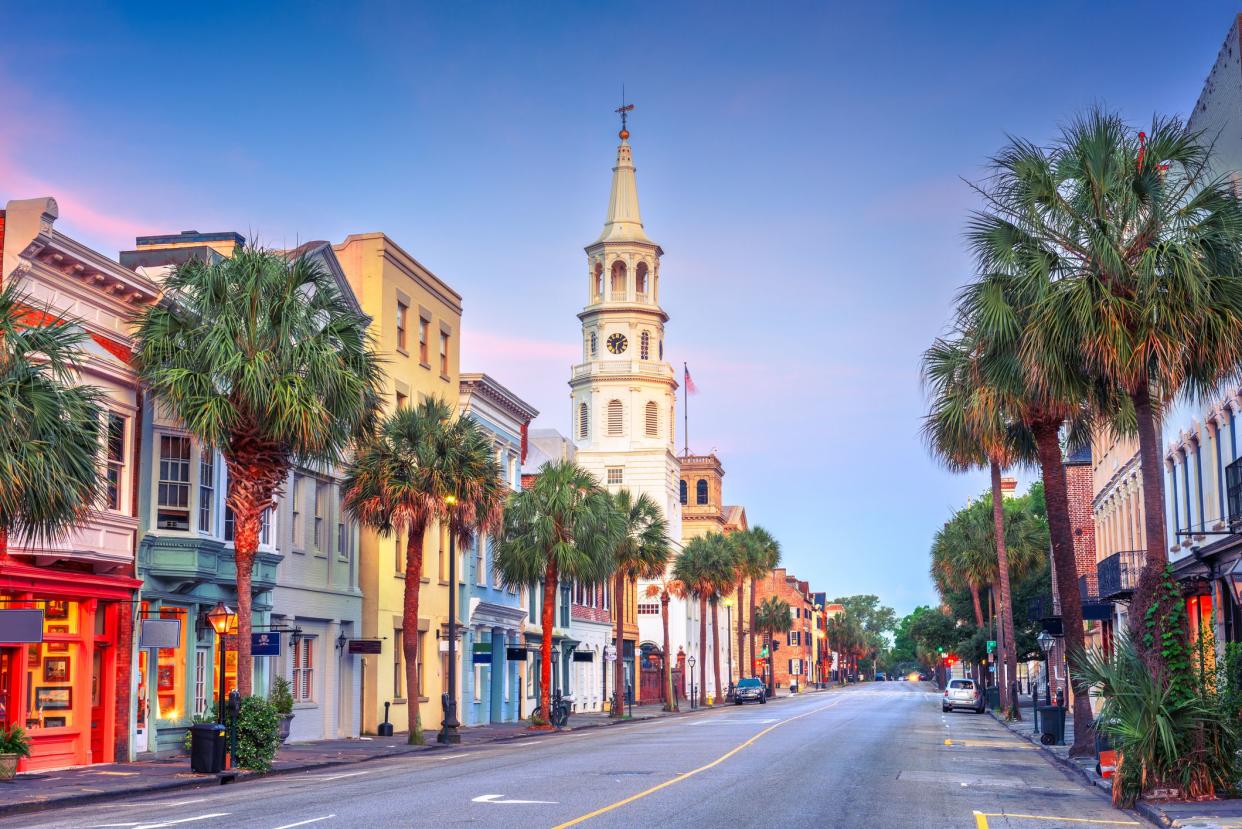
[606,467,623,486]
[155,433,192,532]
[199,450,215,534]
[104,411,127,512]
[193,649,207,715]
[293,637,315,703]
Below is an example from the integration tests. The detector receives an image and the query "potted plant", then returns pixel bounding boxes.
[0,725,31,781]
[270,676,294,743]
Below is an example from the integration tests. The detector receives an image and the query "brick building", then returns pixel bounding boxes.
[754,568,816,692]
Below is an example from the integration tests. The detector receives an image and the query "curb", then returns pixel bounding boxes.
[0,688,828,819]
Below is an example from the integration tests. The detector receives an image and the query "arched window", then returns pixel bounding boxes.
[640,331,650,360]
[696,479,708,505]
[607,400,624,436]
[610,261,627,298]
[593,262,603,300]
[679,479,688,505]
[645,401,658,436]
[636,262,648,295]
[578,402,589,439]
[659,339,664,360]
[590,331,597,357]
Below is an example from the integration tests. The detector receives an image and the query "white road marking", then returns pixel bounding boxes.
[97,799,209,811]
[436,753,469,759]
[127,814,231,829]
[315,770,367,781]
[270,816,336,829]
[472,794,558,805]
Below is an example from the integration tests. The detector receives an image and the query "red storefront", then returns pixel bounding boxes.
[0,561,140,771]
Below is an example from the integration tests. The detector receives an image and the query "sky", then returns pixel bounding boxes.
[2,0,1239,618]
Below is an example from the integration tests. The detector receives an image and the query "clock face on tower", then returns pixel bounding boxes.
[606,333,628,355]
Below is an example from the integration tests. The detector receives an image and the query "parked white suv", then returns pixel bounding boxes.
[942,678,984,714]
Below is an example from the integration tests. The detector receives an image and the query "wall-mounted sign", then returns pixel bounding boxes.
[572,651,594,663]
[0,609,44,644]
[347,639,383,655]
[138,618,181,649]
[472,652,492,664]
[506,647,527,661]
[252,632,281,656]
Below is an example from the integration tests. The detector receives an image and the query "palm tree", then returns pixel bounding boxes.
[607,490,670,717]
[742,526,780,679]
[0,284,104,557]
[753,596,793,695]
[643,574,687,710]
[674,534,731,706]
[493,460,621,726]
[969,109,1242,679]
[705,535,737,701]
[343,398,505,744]
[134,247,382,695]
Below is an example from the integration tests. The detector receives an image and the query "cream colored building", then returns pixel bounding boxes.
[332,232,462,736]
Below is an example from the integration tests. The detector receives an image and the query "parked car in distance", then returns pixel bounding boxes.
[942,678,984,713]
[874,672,887,682]
[734,677,767,705]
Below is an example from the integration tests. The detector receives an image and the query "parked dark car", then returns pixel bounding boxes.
[733,677,767,705]
[942,678,984,714]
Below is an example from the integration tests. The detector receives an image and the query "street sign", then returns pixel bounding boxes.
[604,645,617,662]
[986,640,996,653]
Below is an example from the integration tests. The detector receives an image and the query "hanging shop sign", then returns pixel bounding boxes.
[0,609,44,644]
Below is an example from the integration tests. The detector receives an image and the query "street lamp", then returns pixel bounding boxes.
[206,602,236,726]
[438,494,461,745]
[722,597,734,699]
[1036,630,1055,709]
[687,655,697,709]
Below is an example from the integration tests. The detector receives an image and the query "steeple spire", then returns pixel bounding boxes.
[596,101,652,245]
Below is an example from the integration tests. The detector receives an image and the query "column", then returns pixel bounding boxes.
[489,628,504,723]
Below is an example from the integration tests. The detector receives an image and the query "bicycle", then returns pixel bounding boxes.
[532,690,572,728]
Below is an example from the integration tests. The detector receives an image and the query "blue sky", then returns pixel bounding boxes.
[3,1,1239,617]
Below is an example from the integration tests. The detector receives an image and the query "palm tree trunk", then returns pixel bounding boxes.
[699,596,708,706]
[748,577,758,678]
[1128,380,1181,680]
[232,502,264,699]
[1032,419,1094,757]
[404,526,426,744]
[711,597,723,702]
[991,463,1019,722]
[661,589,675,711]
[613,572,625,718]
[969,584,985,628]
[539,562,558,726]
[735,582,746,681]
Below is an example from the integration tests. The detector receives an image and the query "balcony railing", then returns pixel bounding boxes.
[571,360,675,382]
[1097,550,1144,600]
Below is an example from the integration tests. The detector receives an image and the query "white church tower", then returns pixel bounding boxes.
[570,117,683,539]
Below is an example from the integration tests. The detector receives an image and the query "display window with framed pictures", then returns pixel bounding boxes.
[153,606,187,722]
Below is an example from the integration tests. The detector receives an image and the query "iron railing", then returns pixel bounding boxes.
[1097,550,1144,599]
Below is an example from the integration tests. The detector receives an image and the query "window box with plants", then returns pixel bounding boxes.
[0,725,31,781]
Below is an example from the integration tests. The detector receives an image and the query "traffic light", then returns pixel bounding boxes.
[761,646,769,658]
[773,640,781,652]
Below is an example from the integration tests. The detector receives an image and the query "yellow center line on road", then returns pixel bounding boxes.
[973,811,1139,826]
[550,697,850,828]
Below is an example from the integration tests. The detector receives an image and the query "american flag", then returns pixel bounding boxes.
[684,364,697,395]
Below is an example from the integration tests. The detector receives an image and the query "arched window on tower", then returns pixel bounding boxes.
[578,402,589,440]
[645,401,658,437]
[610,261,627,298]
[607,400,624,436]
[640,331,650,360]
[636,262,648,296]
[679,479,688,505]
[590,332,597,357]
[593,262,603,301]
[696,479,708,505]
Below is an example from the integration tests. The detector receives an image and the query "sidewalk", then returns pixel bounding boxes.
[995,693,1242,829]
[0,688,830,818]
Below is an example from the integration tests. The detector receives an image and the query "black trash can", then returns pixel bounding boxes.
[985,686,1000,710]
[1036,705,1065,746]
[190,722,227,773]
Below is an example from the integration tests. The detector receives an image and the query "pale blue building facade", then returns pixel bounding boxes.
[457,374,538,725]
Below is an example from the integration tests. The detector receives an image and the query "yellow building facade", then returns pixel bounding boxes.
[333,232,463,736]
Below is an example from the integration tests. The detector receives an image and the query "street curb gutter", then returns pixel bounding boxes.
[0,687,832,820]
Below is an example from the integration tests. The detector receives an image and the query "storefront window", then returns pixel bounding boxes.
[155,607,186,722]
[29,600,79,731]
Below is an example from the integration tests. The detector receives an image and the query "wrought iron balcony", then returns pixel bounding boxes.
[1097,550,1144,600]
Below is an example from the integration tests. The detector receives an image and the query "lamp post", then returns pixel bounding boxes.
[722,597,734,699]
[439,495,461,744]
[1036,630,1055,711]
[206,602,236,728]
[687,655,697,709]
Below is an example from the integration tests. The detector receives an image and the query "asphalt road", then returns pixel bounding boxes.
[6,682,1146,829]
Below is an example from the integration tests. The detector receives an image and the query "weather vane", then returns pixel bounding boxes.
[615,85,634,139]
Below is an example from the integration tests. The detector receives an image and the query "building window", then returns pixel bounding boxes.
[640,331,650,360]
[645,401,658,437]
[638,603,659,615]
[396,301,408,351]
[193,650,207,715]
[393,629,404,698]
[610,261,627,297]
[419,317,430,364]
[440,331,450,376]
[607,467,623,486]
[419,632,428,698]
[396,391,408,410]
[105,413,126,510]
[578,403,589,439]
[590,332,598,357]
[261,507,271,546]
[157,435,191,531]
[636,262,648,295]
[199,451,214,534]
[291,476,304,549]
[607,400,623,436]
[396,530,407,575]
[293,638,314,703]
[313,480,327,552]
[679,479,688,505]
[696,479,708,505]
[476,538,487,587]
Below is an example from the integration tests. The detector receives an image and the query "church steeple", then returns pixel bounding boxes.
[595,129,653,245]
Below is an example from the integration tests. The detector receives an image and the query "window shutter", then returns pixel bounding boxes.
[579,403,589,439]
[607,400,624,436]
[645,402,658,437]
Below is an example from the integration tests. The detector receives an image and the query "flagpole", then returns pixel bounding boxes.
[683,362,689,457]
